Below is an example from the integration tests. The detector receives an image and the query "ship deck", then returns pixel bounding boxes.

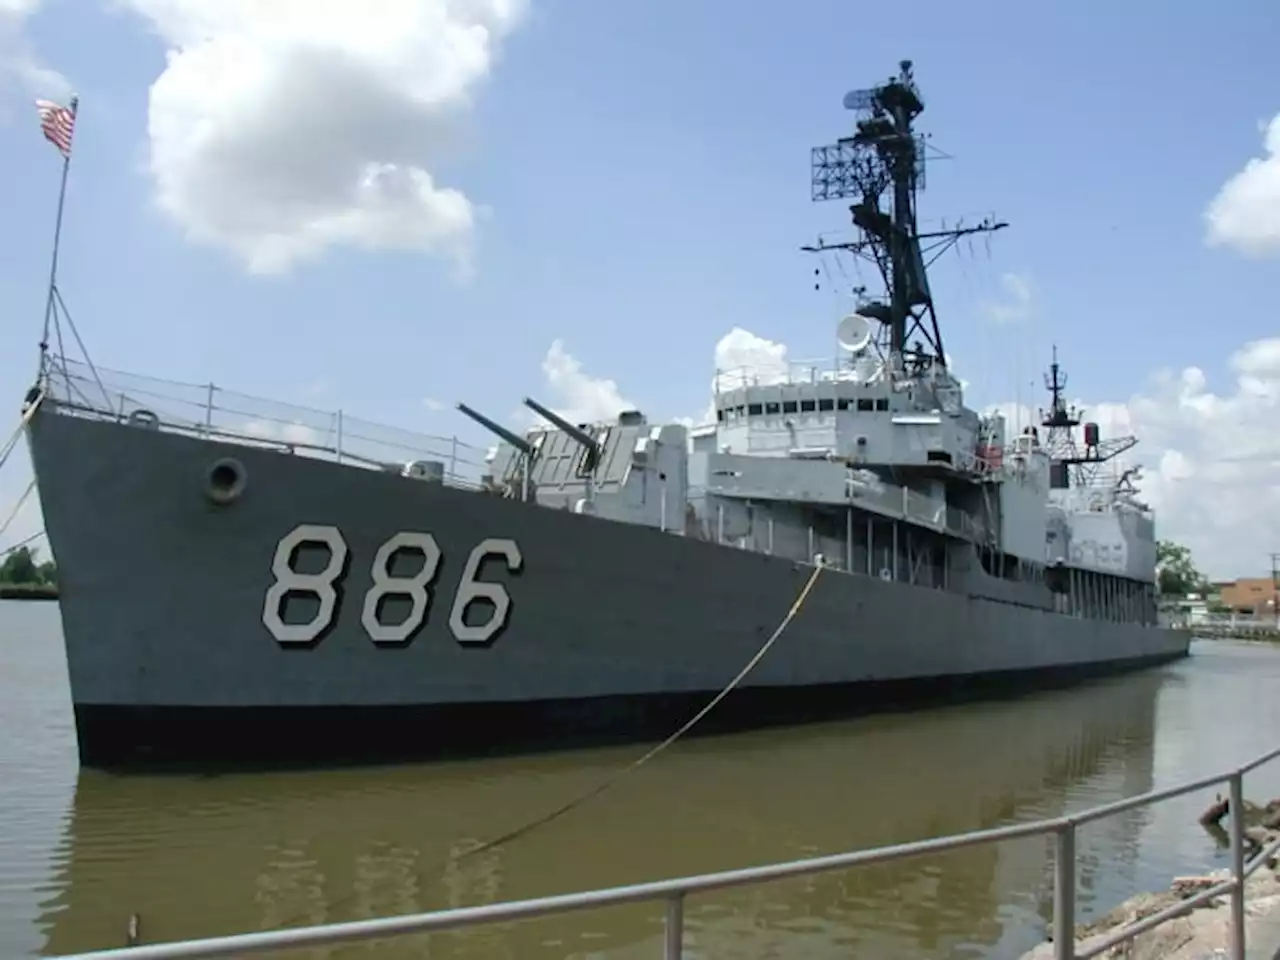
[35,357,488,489]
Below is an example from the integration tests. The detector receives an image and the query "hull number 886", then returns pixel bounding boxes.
[262,523,523,648]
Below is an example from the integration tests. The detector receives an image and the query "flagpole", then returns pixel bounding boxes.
[39,94,78,381]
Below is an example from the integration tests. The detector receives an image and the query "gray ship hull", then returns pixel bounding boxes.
[28,407,1191,769]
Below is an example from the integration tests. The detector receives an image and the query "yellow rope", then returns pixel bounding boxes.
[257,560,827,939]
[455,560,827,859]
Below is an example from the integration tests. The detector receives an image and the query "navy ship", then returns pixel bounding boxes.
[24,60,1189,769]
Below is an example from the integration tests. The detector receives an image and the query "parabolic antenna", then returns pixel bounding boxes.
[836,313,873,353]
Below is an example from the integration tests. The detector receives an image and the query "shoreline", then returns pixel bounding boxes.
[0,583,59,601]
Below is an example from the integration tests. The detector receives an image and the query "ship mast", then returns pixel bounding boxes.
[1038,345,1138,489]
[804,60,1006,375]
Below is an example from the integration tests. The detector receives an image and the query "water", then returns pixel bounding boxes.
[2,602,1278,960]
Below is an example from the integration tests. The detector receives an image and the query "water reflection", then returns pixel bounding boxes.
[36,669,1169,959]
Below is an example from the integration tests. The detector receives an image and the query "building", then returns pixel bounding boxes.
[1217,577,1280,617]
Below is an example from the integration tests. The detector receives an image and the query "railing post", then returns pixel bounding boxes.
[664,894,684,960]
[1229,771,1246,960]
[205,383,215,429]
[1054,822,1076,960]
[336,410,344,465]
[448,436,458,480]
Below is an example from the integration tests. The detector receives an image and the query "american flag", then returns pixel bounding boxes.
[35,98,76,159]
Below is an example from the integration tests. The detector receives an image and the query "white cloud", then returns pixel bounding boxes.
[243,418,317,446]
[0,0,70,102]
[536,339,634,426]
[422,397,446,412]
[979,272,1034,325]
[1205,114,1280,257]
[120,0,526,275]
[712,327,791,392]
[535,331,1279,579]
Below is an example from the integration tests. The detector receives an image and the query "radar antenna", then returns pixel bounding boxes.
[802,60,1007,375]
[1038,345,1138,489]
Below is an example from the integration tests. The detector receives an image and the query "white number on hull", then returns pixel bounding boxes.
[361,531,443,645]
[450,538,524,645]
[262,525,522,648]
[263,524,349,645]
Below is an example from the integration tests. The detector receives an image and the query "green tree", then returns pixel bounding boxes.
[0,546,57,586]
[0,546,39,585]
[1156,540,1208,597]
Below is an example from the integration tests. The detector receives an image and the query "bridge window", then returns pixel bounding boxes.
[747,403,763,416]
[800,400,816,413]
[716,408,725,422]
[857,399,874,411]
[837,399,851,411]
[765,402,781,415]
[875,398,890,411]
[819,399,835,412]
[782,401,798,414]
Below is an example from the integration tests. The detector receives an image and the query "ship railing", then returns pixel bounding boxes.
[713,357,848,391]
[45,743,1280,960]
[38,358,488,490]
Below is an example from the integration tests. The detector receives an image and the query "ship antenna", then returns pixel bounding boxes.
[802,60,1007,376]
[1038,344,1138,489]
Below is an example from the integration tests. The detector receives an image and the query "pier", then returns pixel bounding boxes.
[43,744,1280,960]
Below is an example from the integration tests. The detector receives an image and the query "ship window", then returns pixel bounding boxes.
[857,398,874,411]
[716,408,725,423]
[800,400,816,412]
[736,406,746,417]
[875,398,890,411]
[782,401,798,414]
[765,402,781,415]
[747,403,763,416]
[837,398,850,411]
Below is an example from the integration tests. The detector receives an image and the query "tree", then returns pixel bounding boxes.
[1156,540,1208,597]
[0,546,57,586]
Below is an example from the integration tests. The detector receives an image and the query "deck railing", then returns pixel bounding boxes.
[39,358,489,488]
[47,744,1280,960]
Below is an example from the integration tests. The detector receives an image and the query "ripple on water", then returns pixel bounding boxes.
[2,625,1277,959]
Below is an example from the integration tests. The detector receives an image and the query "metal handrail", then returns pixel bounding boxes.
[48,744,1280,960]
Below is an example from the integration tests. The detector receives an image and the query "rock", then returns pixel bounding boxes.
[1020,867,1280,960]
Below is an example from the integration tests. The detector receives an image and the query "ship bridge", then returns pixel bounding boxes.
[702,355,989,478]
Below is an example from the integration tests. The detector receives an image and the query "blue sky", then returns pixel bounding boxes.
[1,0,1278,576]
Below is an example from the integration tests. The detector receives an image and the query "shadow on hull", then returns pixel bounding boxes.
[78,652,1186,773]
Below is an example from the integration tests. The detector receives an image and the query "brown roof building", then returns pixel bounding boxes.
[1218,577,1280,616]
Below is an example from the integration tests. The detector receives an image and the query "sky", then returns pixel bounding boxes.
[0,0,1278,579]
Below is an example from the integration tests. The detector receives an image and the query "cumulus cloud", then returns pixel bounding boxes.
[536,331,1280,579]
[979,272,1034,325]
[1205,114,1280,257]
[120,0,526,275]
[537,339,635,426]
[0,0,70,101]
[243,418,317,446]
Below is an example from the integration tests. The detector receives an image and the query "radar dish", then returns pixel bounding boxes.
[836,313,873,353]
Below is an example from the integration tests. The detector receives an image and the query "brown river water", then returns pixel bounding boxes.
[2,600,1277,959]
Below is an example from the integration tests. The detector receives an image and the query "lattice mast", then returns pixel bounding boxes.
[1038,346,1137,489]
[804,60,1006,374]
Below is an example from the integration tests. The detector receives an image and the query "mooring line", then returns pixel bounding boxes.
[0,386,44,475]
[455,561,827,859]
[249,560,827,940]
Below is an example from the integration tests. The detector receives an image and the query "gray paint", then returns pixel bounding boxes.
[28,406,1189,720]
